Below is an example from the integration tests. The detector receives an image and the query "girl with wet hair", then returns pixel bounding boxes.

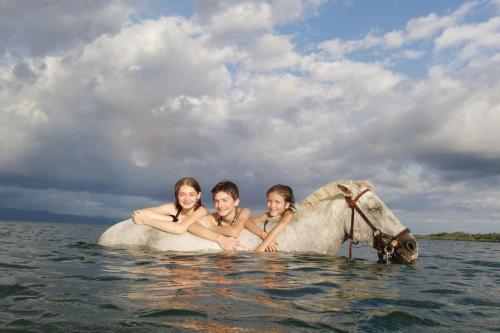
[245,184,295,252]
[132,177,239,250]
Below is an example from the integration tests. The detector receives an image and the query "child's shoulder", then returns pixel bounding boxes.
[239,207,252,217]
[196,206,209,214]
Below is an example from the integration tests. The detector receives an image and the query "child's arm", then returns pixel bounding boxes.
[132,203,176,222]
[133,207,209,235]
[188,222,242,250]
[244,213,269,239]
[253,210,294,253]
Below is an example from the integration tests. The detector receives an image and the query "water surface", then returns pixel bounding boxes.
[1,221,499,332]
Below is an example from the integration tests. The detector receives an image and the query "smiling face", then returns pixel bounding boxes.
[266,191,290,217]
[213,191,239,218]
[177,185,201,211]
[174,177,202,211]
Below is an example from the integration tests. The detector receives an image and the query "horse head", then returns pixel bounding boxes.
[336,181,419,264]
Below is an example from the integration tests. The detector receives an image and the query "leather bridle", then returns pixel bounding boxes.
[345,189,411,263]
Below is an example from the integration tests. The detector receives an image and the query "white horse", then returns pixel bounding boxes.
[98,180,419,263]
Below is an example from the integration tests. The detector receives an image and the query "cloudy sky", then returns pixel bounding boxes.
[1,0,499,233]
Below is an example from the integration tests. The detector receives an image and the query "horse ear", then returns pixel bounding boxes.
[337,183,352,197]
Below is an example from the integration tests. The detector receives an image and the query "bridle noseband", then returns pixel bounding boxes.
[345,189,411,263]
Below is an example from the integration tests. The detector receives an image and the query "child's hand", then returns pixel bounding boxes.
[132,210,146,225]
[218,236,243,251]
[265,241,279,252]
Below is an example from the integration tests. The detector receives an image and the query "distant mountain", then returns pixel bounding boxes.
[0,207,122,225]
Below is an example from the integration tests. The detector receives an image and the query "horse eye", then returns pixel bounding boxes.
[367,199,382,212]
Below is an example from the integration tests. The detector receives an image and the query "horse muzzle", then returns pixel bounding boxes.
[391,233,419,264]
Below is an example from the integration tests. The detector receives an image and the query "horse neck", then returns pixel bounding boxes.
[292,199,352,253]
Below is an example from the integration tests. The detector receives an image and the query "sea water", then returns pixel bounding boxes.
[1,220,499,332]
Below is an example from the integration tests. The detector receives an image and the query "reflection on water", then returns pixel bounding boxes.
[100,250,427,331]
[0,221,499,332]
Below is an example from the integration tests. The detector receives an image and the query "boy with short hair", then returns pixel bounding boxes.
[193,180,251,238]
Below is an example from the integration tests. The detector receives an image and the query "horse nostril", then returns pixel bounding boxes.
[406,240,416,251]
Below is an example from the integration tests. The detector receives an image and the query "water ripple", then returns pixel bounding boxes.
[364,310,441,330]
[456,297,500,307]
[98,303,122,311]
[263,286,325,298]
[136,308,207,318]
[280,317,340,331]
[351,297,445,309]
[0,262,39,270]
[0,283,41,300]
[464,260,500,269]
[421,288,464,295]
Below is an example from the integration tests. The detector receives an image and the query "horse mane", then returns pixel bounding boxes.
[297,179,374,211]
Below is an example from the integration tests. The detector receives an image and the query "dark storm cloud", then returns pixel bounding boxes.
[13,62,36,82]
[0,0,134,58]
[418,152,500,180]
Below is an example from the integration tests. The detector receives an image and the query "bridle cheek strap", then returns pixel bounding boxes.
[346,189,370,259]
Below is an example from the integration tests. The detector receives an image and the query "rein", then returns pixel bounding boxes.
[345,189,411,263]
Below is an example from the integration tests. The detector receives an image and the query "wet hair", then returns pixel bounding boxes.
[174,177,203,211]
[267,184,295,211]
[211,180,239,200]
